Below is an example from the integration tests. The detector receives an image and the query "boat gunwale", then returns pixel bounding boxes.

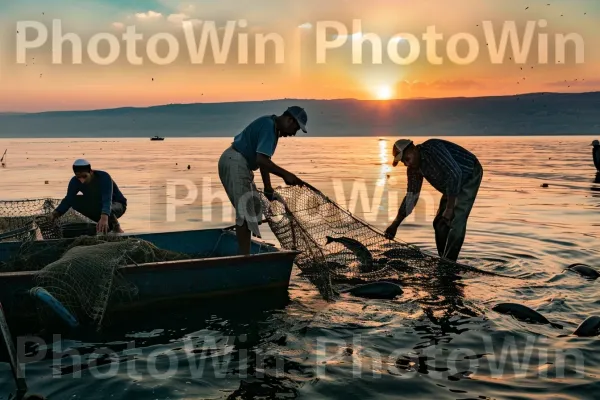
[0,228,300,277]
[0,249,301,279]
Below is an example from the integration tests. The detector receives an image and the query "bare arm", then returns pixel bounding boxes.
[257,153,292,180]
[260,165,273,191]
[392,167,423,225]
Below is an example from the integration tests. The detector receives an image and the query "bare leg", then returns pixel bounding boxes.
[112,221,124,233]
[236,220,252,255]
[109,202,126,233]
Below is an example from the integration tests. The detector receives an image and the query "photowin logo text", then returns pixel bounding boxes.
[14,18,585,66]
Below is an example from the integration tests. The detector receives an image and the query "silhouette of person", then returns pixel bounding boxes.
[592,139,600,172]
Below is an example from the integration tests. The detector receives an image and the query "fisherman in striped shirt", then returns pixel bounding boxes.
[385,139,483,262]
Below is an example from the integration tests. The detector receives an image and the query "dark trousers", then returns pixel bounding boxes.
[433,162,483,262]
[71,195,126,230]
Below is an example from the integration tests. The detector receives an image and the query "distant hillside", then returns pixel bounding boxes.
[1,92,600,137]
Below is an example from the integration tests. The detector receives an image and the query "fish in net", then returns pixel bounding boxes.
[259,183,506,302]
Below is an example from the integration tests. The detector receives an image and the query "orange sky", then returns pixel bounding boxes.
[0,0,598,112]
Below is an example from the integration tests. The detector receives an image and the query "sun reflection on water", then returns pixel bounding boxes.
[377,139,391,186]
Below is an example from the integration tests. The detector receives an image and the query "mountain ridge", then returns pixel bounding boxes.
[1,91,599,137]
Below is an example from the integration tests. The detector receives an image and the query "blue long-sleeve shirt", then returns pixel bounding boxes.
[593,145,600,171]
[397,139,479,221]
[55,170,127,216]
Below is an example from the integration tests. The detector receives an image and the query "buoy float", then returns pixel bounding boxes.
[29,287,79,328]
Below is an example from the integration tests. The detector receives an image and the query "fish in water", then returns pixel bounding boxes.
[564,263,599,280]
[573,316,600,337]
[325,236,374,269]
[492,303,563,329]
[340,281,403,300]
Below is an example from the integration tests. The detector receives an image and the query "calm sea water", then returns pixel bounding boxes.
[1,136,599,400]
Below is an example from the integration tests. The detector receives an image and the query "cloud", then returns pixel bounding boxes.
[167,13,189,24]
[119,9,202,28]
[165,13,202,28]
[113,9,202,30]
[135,10,163,20]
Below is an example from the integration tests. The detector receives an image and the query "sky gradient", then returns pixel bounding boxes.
[0,0,599,112]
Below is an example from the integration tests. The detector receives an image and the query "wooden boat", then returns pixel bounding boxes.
[0,228,299,330]
[150,136,164,141]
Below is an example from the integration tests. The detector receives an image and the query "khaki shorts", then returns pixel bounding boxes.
[218,146,263,238]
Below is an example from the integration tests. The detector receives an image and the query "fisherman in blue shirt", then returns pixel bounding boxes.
[385,139,483,262]
[51,159,127,234]
[218,106,307,255]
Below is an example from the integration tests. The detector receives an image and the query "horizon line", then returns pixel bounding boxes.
[1,133,598,140]
[2,90,598,115]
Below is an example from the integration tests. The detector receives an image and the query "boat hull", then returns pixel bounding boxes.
[0,228,299,330]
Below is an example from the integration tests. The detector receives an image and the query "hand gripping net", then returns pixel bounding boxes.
[260,184,493,301]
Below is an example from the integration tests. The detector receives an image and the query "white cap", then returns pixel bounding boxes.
[392,139,413,166]
[592,140,599,146]
[73,159,90,166]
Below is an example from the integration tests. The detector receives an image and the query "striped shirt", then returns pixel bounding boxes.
[397,139,479,221]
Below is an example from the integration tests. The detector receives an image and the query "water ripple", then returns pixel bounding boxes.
[1,136,600,400]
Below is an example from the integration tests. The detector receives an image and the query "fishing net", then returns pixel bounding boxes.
[1,234,201,329]
[260,184,499,303]
[0,198,96,242]
[32,236,194,328]
[0,198,204,329]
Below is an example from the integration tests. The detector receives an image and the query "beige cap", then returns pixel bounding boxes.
[392,139,413,166]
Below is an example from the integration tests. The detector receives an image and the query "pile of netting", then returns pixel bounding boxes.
[0,198,206,329]
[37,236,194,327]
[1,235,202,329]
[260,183,495,301]
[0,198,96,242]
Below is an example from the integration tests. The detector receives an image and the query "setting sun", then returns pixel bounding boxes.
[375,85,394,100]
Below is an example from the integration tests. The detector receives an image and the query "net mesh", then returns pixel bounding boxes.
[33,236,193,328]
[260,184,500,302]
[0,198,205,329]
[0,193,500,326]
[0,198,96,242]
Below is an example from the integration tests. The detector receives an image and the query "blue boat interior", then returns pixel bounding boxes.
[0,228,280,265]
[0,228,295,332]
[126,228,280,258]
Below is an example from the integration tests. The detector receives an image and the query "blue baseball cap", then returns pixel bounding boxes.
[286,106,307,133]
